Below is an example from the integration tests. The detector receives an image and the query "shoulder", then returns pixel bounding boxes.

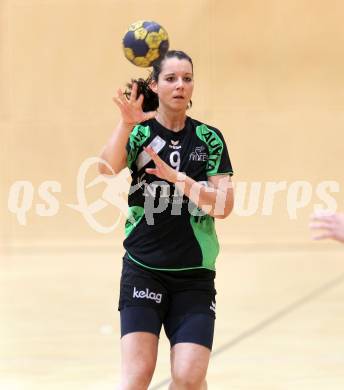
[133,118,155,131]
[188,117,227,143]
[189,117,224,136]
[129,119,155,139]
[139,118,155,127]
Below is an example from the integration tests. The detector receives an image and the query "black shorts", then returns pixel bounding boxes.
[118,256,217,350]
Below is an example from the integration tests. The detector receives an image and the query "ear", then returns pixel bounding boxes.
[150,79,158,94]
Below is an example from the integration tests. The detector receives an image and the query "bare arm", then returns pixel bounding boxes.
[176,173,234,219]
[99,83,157,175]
[144,146,234,219]
[99,119,134,175]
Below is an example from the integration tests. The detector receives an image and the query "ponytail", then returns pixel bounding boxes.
[124,77,158,112]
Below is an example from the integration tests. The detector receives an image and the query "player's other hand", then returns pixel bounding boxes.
[144,146,180,183]
[112,82,157,126]
[309,211,344,243]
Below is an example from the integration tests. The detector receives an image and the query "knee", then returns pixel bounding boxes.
[171,366,206,390]
[120,363,155,390]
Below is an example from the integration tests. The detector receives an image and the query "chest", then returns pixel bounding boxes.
[156,133,209,177]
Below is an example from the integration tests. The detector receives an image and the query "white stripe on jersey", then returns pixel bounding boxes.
[136,135,166,170]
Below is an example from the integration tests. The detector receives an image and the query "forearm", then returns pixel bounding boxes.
[99,120,134,174]
[174,173,234,218]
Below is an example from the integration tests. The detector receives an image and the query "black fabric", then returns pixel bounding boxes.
[123,116,233,270]
[120,306,162,337]
[164,312,215,350]
[118,258,216,349]
[121,307,215,350]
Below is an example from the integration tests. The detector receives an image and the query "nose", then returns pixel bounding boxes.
[176,77,184,89]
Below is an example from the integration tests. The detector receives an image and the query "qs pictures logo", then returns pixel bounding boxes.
[6,156,342,231]
[7,157,140,234]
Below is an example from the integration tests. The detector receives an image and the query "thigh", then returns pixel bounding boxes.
[120,331,159,388]
[120,305,163,338]
[118,258,168,336]
[170,342,211,386]
[121,330,159,366]
[164,288,216,350]
[118,261,168,387]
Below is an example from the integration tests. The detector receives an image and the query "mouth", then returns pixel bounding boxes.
[173,96,185,100]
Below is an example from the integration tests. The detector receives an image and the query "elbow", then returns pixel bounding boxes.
[98,159,113,175]
[221,208,233,219]
[98,161,107,175]
[215,206,233,219]
[98,150,112,175]
[98,155,126,176]
[213,196,234,219]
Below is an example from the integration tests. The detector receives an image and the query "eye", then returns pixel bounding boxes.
[166,76,175,82]
[184,77,193,82]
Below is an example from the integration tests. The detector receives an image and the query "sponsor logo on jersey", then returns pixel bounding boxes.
[210,300,216,313]
[133,286,162,304]
[169,140,181,150]
[189,146,208,162]
[200,128,223,172]
[143,182,171,198]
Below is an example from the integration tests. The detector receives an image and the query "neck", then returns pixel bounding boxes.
[156,108,187,132]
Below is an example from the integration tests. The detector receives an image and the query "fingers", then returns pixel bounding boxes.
[117,88,127,104]
[144,146,161,164]
[145,168,158,175]
[309,217,335,241]
[310,215,334,223]
[310,210,335,222]
[312,232,334,241]
[112,96,122,109]
[137,93,144,107]
[129,82,138,103]
[309,222,333,230]
[112,88,126,107]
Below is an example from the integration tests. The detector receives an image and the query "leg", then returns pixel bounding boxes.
[117,258,168,389]
[119,331,158,390]
[119,306,163,390]
[163,287,216,390]
[169,342,211,390]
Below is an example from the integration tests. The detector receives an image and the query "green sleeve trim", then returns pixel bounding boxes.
[195,124,224,176]
[127,124,151,169]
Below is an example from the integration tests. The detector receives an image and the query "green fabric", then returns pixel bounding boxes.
[127,124,150,169]
[126,251,213,272]
[190,214,219,271]
[195,124,224,175]
[125,206,145,237]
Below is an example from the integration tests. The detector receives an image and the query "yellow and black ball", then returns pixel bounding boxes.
[122,20,169,67]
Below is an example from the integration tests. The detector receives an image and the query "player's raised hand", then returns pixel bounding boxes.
[112,82,157,126]
[309,212,344,243]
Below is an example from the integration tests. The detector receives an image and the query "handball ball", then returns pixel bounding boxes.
[122,20,169,67]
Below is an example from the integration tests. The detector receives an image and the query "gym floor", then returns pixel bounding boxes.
[1,244,343,389]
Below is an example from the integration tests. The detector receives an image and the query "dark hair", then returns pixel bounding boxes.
[124,50,193,112]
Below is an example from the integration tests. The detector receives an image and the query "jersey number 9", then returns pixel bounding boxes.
[169,151,181,171]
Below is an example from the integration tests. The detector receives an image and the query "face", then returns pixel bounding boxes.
[150,57,194,112]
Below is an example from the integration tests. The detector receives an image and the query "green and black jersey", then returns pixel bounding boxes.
[123,116,233,271]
